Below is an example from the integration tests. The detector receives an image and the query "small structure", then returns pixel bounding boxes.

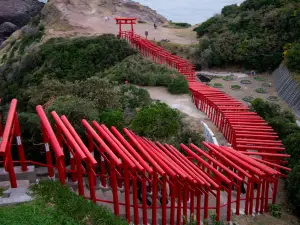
[115,17,137,36]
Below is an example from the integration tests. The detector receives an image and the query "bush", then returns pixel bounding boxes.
[27,77,121,112]
[102,55,188,94]
[169,22,192,28]
[286,43,300,73]
[99,110,124,130]
[131,102,181,138]
[0,35,136,104]
[167,75,189,94]
[268,204,282,219]
[251,98,300,215]
[251,98,281,120]
[193,1,300,71]
[34,35,136,82]
[283,133,300,168]
[286,164,300,215]
[47,95,100,133]
[19,26,44,55]
[120,85,152,109]
[18,112,45,163]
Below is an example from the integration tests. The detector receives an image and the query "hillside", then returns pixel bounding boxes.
[193,0,300,72]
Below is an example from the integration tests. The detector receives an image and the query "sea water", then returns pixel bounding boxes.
[136,0,244,25]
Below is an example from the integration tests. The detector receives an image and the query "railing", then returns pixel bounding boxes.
[0,99,290,224]
[118,29,288,166]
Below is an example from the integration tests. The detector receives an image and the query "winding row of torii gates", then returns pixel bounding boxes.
[0,18,290,224]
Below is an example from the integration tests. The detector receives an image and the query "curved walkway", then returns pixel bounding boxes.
[119,30,289,166]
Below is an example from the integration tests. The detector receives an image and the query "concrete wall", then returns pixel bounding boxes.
[273,65,300,117]
[201,121,219,146]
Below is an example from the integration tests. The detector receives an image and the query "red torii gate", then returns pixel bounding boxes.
[115,17,137,36]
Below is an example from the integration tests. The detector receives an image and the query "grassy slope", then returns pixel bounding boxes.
[0,181,128,225]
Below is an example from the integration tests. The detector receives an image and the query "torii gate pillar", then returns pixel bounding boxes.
[115,18,137,37]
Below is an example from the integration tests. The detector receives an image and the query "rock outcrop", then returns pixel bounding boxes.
[0,0,44,45]
[44,0,167,31]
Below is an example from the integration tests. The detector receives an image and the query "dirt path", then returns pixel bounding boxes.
[141,86,228,146]
[46,10,198,45]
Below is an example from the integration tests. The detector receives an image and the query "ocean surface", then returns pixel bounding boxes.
[136,0,244,25]
[38,0,244,25]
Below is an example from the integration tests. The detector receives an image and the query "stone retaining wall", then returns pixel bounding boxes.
[273,65,300,117]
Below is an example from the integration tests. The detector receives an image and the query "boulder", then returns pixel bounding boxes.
[0,0,44,44]
[0,22,18,44]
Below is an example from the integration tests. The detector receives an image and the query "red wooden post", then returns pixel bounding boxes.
[88,168,96,203]
[123,165,131,223]
[41,124,55,178]
[152,173,158,225]
[196,191,201,225]
[110,162,120,216]
[14,112,28,171]
[170,181,176,225]
[142,173,148,225]
[177,186,182,225]
[132,175,139,225]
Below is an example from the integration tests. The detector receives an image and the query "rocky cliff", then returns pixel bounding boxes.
[0,0,44,44]
[43,0,167,32]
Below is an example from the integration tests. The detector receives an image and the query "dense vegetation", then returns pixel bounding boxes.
[101,55,189,94]
[285,43,300,74]
[0,29,201,162]
[0,181,128,225]
[167,21,192,28]
[251,98,300,215]
[193,0,300,71]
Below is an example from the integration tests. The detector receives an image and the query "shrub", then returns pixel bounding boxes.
[27,77,121,112]
[35,35,137,82]
[213,83,223,88]
[169,22,192,28]
[19,26,44,55]
[47,95,100,133]
[167,75,189,94]
[268,204,282,219]
[251,98,281,120]
[101,55,187,94]
[99,110,124,130]
[120,85,152,109]
[283,133,300,168]
[193,1,300,71]
[286,43,300,73]
[286,164,300,215]
[131,102,181,138]
[18,112,45,163]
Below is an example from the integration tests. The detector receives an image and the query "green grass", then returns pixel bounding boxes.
[0,181,128,225]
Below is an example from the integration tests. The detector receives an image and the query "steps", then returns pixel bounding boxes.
[0,180,33,206]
